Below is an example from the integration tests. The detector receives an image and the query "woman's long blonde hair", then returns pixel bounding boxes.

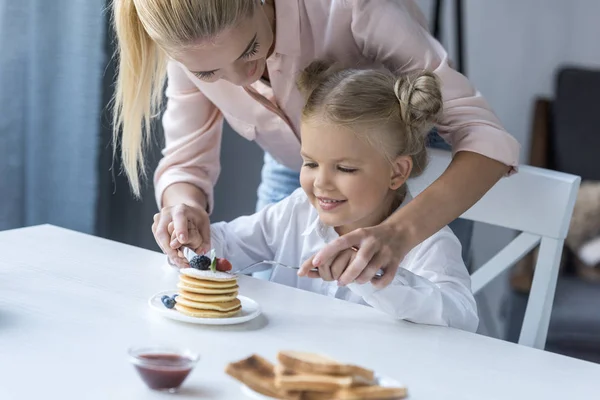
[111,0,256,196]
[297,61,443,194]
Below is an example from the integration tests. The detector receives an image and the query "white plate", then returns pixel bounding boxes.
[240,374,404,399]
[149,291,261,325]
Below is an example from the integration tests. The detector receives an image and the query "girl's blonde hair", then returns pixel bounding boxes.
[111,0,256,196]
[297,61,443,181]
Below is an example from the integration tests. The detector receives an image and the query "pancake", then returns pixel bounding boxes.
[177,281,239,294]
[180,268,237,282]
[175,297,241,312]
[175,303,242,318]
[174,265,242,318]
[180,274,238,289]
[178,289,239,303]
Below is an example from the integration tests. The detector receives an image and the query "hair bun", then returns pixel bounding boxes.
[296,60,337,98]
[393,71,442,134]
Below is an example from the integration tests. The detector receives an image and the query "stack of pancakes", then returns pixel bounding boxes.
[174,268,241,318]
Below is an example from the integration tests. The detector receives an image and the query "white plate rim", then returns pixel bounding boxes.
[239,374,404,399]
[148,290,261,325]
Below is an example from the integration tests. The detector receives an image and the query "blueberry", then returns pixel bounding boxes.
[162,296,176,309]
[190,255,211,270]
[161,295,170,302]
[172,294,179,301]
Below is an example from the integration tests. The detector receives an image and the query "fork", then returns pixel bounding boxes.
[236,260,384,279]
[171,247,384,279]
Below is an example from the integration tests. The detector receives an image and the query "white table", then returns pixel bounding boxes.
[1,225,598,399]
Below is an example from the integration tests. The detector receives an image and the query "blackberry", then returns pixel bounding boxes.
[190,255,211,270]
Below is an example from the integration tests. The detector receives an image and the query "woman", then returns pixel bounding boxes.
[112,0,519,288]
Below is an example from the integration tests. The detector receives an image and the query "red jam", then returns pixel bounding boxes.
[133,353,195,391]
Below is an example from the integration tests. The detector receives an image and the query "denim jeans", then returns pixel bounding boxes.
[255,130,474,266]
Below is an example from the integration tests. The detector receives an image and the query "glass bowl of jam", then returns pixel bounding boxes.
[128,346,199,393]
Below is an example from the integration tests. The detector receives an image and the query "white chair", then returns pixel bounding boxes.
[408,148,581,349]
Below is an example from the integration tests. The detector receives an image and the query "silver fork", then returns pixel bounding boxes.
[236,260,384,279]
[173,248,384,278]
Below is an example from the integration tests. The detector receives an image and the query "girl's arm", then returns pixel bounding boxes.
[209,190,306,272]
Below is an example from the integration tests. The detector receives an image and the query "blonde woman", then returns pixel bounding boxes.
[113,0,519,288]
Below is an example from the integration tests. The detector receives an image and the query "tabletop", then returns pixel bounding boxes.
[1,225,598,399]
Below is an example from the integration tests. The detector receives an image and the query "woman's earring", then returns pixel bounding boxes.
[260,0,265,4]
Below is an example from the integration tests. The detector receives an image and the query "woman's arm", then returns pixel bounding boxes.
[310,1,519,286]
[152,60,223,265]
[388,152,509,253]
[346,0,520,169]
[162,182,208,210]
[154,60,224,213]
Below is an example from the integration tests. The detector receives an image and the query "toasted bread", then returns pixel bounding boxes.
[298,391,334,400]
[332,385,408,399]
[275,370,353,392]
[277,351,375,382]
[225,354,301,400]
[228,352,404,400]
[299,385,407,400]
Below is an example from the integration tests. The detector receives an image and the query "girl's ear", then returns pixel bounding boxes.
[389,155,412,190]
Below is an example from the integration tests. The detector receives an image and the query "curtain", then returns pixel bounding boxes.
[0,0,106,233]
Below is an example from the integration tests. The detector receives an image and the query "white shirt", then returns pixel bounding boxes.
[210,188,479,332]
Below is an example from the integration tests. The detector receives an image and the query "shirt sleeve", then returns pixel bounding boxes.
[153,60,224,213]
[347,227,479,332]
[209,190,306,272]
[349,0,520,173]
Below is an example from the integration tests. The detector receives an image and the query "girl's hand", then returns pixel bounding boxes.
[151,203,211,268]
[303,222,413,288]
[300,248,357,282]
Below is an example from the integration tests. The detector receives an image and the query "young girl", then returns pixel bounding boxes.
[182,62,479,332]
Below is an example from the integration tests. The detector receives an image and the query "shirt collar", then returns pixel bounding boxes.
[301,192,414,239]
[271,0,301,56]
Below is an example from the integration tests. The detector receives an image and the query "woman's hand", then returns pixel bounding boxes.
[300,248,357,282]
[299,222,413,288]
[152,203,211,268]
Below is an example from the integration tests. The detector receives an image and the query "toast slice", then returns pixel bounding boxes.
[225,354,301,400]
[299,391,336,400]
[332,385,408,399]
[277,351,375,382]
[299,385,407,400]
[275,364,354,392]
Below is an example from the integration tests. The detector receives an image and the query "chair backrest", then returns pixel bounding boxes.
[408,148,581,349]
